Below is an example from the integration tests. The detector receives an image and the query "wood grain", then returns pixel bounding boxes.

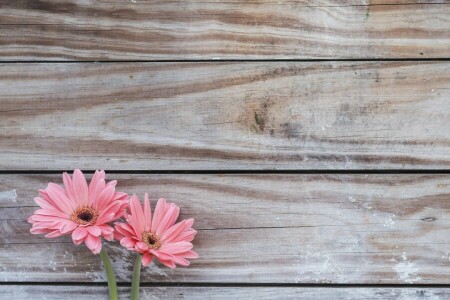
[1,1,449,60]
[2,285,450,300]
[1,173,449,283]
[1,62,449,170]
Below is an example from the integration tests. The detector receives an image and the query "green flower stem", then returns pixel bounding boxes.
[131,254,142,300]
[100,248,118,300]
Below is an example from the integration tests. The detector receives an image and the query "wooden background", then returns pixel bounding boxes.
[0,0,449,299]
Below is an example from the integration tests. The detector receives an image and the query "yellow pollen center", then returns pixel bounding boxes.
[70,206,99,225]
[142,232,161,249]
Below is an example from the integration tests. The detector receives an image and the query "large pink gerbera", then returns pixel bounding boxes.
[115,194,198,268]
[28,169,128,254]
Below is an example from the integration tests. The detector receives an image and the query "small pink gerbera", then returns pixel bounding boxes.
[28,169,128,254]
[115,194,198,268]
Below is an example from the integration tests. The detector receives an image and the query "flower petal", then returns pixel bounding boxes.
[85,234,102,254]
[158,259,176,269]
[59,220,78,234]
[88,170,106,206]
[178,250,199,259]
[120,237,137,250]
[155,204,179,236]
[161,219,194,243]
[87,225,102,237]
[151,198,167,233]
[46,183,75,214]
[159,242,193,255]
[95,185,115,212]
[62,172,76,203]
[72,169,89,206]
[143,193,152,232]
[129,194,145,236]
[72,227,88,243]
[142,252,153,267]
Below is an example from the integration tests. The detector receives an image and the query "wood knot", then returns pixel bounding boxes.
[421,217,436,222]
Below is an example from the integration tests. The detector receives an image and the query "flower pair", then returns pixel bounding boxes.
[28,169,198,268]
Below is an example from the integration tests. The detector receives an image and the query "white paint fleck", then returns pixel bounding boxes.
[362,202,372,210]
[383,213,396,228]
[393,252,421,283]
[0,189,17,203]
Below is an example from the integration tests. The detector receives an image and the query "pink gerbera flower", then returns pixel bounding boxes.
[28,169,128,254]
[115,194,198,268]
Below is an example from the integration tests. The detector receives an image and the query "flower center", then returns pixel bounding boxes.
[70,206,99,225]
[142,231,161,249]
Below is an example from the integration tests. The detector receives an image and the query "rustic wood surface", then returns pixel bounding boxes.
[1,0,449,298]
[2,285,450,300]
[0,1,449,60]
[1,174,449,284]
[1,62,449,170]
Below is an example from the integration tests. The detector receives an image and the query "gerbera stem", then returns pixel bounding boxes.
[131,254,142,300]
[100,248,118,300]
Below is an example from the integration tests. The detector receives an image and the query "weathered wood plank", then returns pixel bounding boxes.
[2,285,450,300]
[1,1,449,60]
[1,62,449,170]
[1,174,449,283]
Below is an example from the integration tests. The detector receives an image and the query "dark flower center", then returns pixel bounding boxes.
[78,211,93,222]
[142,232,161,249]
[71,207,99,225]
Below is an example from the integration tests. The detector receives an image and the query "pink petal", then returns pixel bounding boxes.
[115,223,135,238]
[62,172,76,203]
[72,169,89,206]
[45,230,64,238]
[72,227,88,243]
[46,183,75,214]
[135,241,149,252]
[143,193,152,231]
[150,250,173,261]
[114,192,128,201]
[172,256,190,267]
[87,225,102,237]
[30,227,52,235]
[59,220,78,234]
[130,194,145,236]
[88,170,106,206]
[95,185,115,212]
[85,234,102,254]
[158,259,176,269]
[155,204,178,236]
[171,229,197,243]
[120,237,137,250]
[160,219,194,243]
[89,170,105,195]
[159,242,193,255]
[151,198,168,233]
[91,179,107,205]
[34,208,69,219]
[180,250,199,259]
[142,252,153,267]
[106,180,117,188]
[99,225,114,235]
[96,201,123,224]
[34,197,55,210]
